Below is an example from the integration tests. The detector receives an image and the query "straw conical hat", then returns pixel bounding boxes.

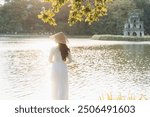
[49,32,68,44]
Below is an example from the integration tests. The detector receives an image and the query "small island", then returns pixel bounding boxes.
[92,10,150,41]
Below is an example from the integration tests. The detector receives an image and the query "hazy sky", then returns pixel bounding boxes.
[0,0,4,4]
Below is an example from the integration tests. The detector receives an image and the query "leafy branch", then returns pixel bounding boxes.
[38,0,112,26]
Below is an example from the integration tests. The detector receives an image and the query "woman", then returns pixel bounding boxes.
[49,32,72,100]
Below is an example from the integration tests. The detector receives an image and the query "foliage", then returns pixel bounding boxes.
[142,2,150,34]
[100,92,146,100]
[89,0,137,35]
[0,0,150,35]
[38,0,112,26]
[0,0,51,34]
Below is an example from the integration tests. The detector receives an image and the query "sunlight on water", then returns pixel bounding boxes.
[0,38,150,99]
[0,40,56,50]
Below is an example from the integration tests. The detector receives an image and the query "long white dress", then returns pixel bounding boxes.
[49,46,72,100]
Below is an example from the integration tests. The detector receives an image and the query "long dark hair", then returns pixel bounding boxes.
[58,43,70,61]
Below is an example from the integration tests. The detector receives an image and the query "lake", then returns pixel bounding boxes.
[0,37,150,100]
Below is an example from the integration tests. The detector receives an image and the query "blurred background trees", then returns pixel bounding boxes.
[0,0,150,35]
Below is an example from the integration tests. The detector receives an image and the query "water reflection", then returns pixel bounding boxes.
[69,44,150,99]
[0,39,150,99]
[0,50,44,98]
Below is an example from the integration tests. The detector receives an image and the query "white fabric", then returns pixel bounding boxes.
[49,46,72,100]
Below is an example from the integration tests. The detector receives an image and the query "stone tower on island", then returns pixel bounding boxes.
[123,10,144,37]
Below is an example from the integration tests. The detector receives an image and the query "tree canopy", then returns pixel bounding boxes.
[0,0,150,35]
[38,0,112,26]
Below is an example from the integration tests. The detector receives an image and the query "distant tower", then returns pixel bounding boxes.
[124,10,144,37]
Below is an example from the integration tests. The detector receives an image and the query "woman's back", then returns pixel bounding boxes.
[49,46,72,64]
[50,47,64,63]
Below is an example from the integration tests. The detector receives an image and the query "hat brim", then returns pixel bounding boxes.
[49,32,68,44]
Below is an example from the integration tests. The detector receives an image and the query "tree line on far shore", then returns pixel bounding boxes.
[0,0,150,35]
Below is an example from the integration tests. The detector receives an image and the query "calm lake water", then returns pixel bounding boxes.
[0,37,150,100]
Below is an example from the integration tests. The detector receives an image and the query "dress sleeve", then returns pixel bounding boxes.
[49,48,54,63]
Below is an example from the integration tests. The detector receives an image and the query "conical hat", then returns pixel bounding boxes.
[49,32,68,44]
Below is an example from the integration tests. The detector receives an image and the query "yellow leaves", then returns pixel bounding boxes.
[38,9,57,26]
[38,0,113,26]
[99,92,147,100]
[68,8,84,26]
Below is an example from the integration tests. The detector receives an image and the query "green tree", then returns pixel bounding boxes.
[0,0,50,34]
[88,0,136,35]
[1,0,150,35]
[134,0,150,34]
[143,3,150,34]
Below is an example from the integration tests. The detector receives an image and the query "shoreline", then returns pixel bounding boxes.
[92,35,150,41]
[0,34,92,38]
[1,34,150,42]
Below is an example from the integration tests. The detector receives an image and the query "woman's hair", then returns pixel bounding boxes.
[58,43,70,61]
